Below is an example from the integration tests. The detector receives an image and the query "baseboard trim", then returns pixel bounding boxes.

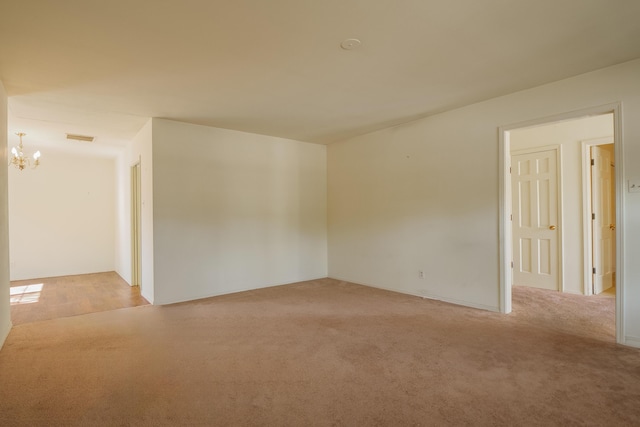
[328,276,500,312]
[561,290,584,296]
[155,276,329,306]
[624,335,640,349]
[420,292,500,312]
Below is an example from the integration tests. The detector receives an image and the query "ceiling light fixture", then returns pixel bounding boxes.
[9,132,41,171]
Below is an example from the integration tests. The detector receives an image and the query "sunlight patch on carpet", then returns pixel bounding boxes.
[10,283,43,305]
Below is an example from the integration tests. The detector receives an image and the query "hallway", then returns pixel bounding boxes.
[10,272,148,325]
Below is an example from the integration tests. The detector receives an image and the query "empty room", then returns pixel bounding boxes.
[1,1,640,425]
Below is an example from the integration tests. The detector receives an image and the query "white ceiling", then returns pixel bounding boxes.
[1,0,640,155]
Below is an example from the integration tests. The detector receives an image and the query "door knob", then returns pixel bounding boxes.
[610,224,616,230]
[549,225,557,230]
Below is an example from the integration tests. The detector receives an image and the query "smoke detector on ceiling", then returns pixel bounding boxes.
[66,133,95,142]
[340,38,362,50]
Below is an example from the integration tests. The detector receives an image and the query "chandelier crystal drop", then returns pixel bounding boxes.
[9,132,41,171]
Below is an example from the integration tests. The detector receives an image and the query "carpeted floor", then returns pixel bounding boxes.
[0,279,638,426]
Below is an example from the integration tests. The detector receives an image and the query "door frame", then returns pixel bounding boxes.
[498,102,625,344]
[511,145,563,292]
[581,137,615,296]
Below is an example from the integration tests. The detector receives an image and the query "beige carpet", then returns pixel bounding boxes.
[0,279,638,426]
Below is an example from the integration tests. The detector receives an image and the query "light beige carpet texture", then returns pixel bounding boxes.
[1,279,638,426]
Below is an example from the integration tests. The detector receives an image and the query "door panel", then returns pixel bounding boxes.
[512,149,559,290]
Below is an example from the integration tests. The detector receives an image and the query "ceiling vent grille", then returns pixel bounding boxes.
[66,133,95,142]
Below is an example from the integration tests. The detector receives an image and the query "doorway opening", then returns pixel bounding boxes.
[499,104,624,344]
[7,150,147,325]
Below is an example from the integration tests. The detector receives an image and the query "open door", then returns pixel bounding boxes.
[131,162,142,288]
[591,145,615,294]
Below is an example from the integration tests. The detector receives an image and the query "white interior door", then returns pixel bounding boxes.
[512,149,559,290]
[131,163,142,288]
[591,145,615,294]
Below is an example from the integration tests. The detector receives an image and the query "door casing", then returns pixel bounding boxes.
[498,103,625,345]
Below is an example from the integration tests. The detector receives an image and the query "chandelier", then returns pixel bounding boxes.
[9,132,41,171]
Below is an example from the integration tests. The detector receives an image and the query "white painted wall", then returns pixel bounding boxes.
[510,115,613,294]
[114,149,131,284]
[116,119,154,303]
[328,113,500,311]
[328,59,640,346]
[151,119,327,305]
[8,150,115,280]
[0,81,11,349]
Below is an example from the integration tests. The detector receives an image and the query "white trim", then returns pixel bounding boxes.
[417,292,500,313]
[329,276,501,312]
[624,336,640,349]
[129,154,141,169]
[557,145,565,293]
[498,128,512,313]
[154,276,329,306]
[498,102,626,346]
[612,103,625,345]
[581,137,614,297]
